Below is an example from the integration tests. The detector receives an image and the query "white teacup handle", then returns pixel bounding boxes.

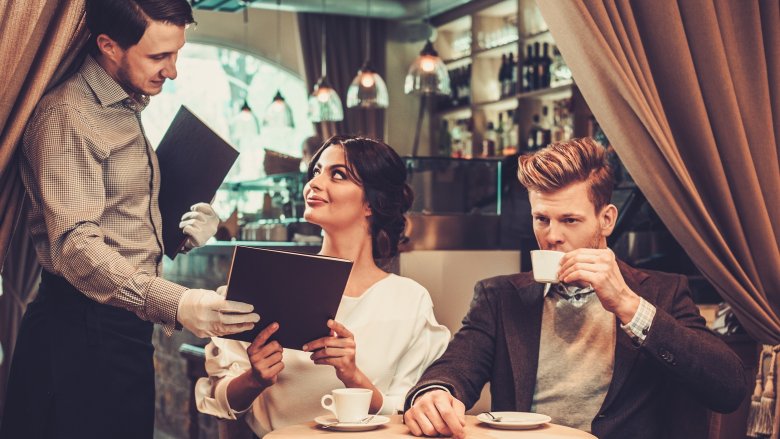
[321,394,337,417]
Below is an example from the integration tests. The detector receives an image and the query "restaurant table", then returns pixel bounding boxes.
[264,415,596,438]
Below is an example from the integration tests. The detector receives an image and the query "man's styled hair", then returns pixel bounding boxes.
[517,137,614,212]
[86,0,195,54]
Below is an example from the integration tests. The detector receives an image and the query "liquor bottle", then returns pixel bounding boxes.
[508,52,517,96]
[464,119,474,158]
[539,43,552,89]
[550,45,572,87]
[504,110,518,155]
[532,42,541,90]
[464,64,472,105]
[522,45,533,92]
[536,105,552,148]
[448,69,458,108]
[450,120,463,158]
[499,54,508,98]
[526,113,541,151]
[495,113,505,156]
[438,120,452,157]
[483,122,497,157]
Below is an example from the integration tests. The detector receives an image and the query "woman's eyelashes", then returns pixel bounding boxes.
[312,165,348,181]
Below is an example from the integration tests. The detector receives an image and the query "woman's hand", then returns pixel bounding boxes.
[246,322,284,389]
[302,320,359,385]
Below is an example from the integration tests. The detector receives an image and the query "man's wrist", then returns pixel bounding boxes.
[615,290,641,325]
[410,385,451,407]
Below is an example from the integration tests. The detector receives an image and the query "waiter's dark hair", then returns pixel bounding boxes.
[307,135,413,259]
[86,0,195,54]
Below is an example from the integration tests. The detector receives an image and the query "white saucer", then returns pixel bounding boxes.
[314,415,390,432]
[476,412,552,430]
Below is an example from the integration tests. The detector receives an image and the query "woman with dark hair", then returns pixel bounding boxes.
[196,135,450,437]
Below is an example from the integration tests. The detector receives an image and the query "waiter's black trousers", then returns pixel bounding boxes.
[0,271,155,439]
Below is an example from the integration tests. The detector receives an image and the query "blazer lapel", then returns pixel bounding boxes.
[600,261,652,412]
[504,277,545,411]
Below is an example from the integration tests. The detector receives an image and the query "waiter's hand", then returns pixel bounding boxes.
[180,203,219,251]
[404,389,466,439]
[177,287,259,338]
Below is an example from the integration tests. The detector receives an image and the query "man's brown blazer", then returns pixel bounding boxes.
[405,261,748,439]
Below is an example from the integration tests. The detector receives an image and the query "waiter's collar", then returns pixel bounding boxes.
[81,55,150,111]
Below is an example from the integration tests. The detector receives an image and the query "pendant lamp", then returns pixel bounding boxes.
[263,0,295,128]
[308,0,344,122]
[346,0,388,108]
[404,0,450,96]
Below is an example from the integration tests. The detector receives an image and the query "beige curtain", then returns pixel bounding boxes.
[537,0,779,436]
[0,0,88,413]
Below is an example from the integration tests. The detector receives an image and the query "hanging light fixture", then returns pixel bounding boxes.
[234,2,260,134]
[346,0,388,108]
[308,0,344,122]
[263,0,295,128]
[404,0,450,96]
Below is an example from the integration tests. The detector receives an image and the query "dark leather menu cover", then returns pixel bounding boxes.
[222,246,353,349]
[156,106,238,259]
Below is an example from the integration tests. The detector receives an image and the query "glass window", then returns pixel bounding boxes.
[142,42,313,183]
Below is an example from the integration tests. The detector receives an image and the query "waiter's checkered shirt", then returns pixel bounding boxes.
[19,55,186,333]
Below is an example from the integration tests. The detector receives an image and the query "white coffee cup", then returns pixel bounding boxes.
[531,250,565,283]
[321,388,372,423]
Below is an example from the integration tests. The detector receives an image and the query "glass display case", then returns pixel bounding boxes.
[213,171,320,243]
[405,156,502,215]
[403,156,503,250]
[210,157,505,249]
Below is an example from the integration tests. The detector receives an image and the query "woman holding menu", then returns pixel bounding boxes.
[196,135,451,437]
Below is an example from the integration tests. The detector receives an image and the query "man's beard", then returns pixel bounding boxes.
[115,59,147,98]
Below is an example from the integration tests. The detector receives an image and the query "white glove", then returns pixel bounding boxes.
[177,287,260,338]
[180,203,219,251]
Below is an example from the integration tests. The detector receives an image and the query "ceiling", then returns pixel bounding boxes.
[189,0,472,20]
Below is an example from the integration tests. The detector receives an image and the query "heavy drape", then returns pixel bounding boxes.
[298,13,387,140]
[0,0,88,414]
[537,1,779,436]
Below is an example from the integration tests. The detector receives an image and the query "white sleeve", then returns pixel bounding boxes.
[376,294,450,415]
[195,337,253,420]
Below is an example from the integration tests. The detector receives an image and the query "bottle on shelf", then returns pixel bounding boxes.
[495,113,505,156]
[551,98,573,142]
[536,105,552,149]
[526,113,541,151]
[499,54,509,98]
[463,64,472,106]
[450,119,463,158]
[550,46,572,87]
[508,52,517,96]
[539,43,552,89]
[447,68,458,108]
[438,120,452,157]
[504,110,518,155]
[532,42,542,90]
[483,122,497,157]
[463,119,474,158]
[522,44,533,92]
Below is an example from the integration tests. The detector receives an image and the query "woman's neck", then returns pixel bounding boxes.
[320,226,387,297]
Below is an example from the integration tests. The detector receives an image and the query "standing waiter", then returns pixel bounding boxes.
[0,0,260,437]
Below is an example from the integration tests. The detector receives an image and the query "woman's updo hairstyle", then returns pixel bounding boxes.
[307,135,413,259]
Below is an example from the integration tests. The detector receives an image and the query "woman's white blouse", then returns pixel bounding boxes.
[195,274,450,437]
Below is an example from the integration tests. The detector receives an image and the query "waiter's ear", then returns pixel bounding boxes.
[95,34,123,62]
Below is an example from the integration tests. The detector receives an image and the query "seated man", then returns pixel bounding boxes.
[403,138,748,439]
